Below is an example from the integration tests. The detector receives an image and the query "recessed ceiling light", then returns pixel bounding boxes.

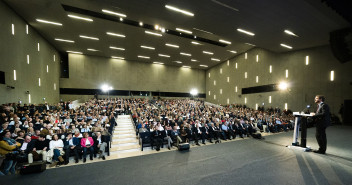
[119,18,123,21]
[219,39,231,44]
[199,64,208,67]
[165,43,179,48]
[193,28,213,34]
[153,62,164,65]
[87,48,99,51]
[154,24,160,30]
[67,14,93,22]
[227,50,237,53]
[139,22,143,26]
[245,43,256,46]
[79,35,99,40]
[203,51,214,55]
[36,19,62,26]
[237,28,255,36]
[284,30,298,37]
[67,51,82,54]
[109,46,125,50]
[176,28,192,34]
[55,38,74,43]
[112,56,124,60]
[161,28,166,33]
[158,54,170,58]
[174,61,182,64]
[145,31,162,37]
[191,41,202,45]
[191,59,198,62]
[280,43,293,49]
[180,52,191,56]
[182,66,191,68]
[138,55,150,59]
[165,5,194,16]
[141,45,155,50]
[102,9,127,17]
[211,58,220,61]
[106,32,126,38]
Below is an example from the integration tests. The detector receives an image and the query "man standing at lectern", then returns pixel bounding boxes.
[311,95,331,154]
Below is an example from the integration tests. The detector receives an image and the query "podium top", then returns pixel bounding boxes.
[293,112,313,117]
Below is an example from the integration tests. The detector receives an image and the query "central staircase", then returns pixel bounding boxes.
[110,115,140,158]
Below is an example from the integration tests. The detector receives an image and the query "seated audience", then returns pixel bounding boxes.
[81,132,94,163]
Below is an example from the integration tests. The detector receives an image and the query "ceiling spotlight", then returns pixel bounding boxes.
[155,25,160,30]
[145,31,162,37]
[120,18,123,21]
[158,54,170,58]
[191,41,201,45]
[141,45,155,50]
[203,51,214,55]
[174,61,182,64]
[102,9,127,17]
[139,22,143,26]
[278,82,288,90]
[180,52,191,56]
[165,5,194,16]
[165,43,179,48]
[67,51,82,54]
[36,19,62,26]
[67,14,93,22]
[284,30,298,37]
[190,89,198,95]
[109,46,125,50]
[219,39,232,44]
[176,28,193,34]
[237,28,255,36]
[106,32,126,38]
[111,56,124,60]
[280,43,293,49]
[161,28,166,33]
[138,55,150,59]
[191,59,198,62]
[55,38,74,43]
[245,43,256,46]
[79,35,99,40]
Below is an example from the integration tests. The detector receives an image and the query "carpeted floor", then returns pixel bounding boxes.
[3,126,352,185]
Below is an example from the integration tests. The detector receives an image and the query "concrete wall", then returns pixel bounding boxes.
[60,54,205,100]
[0,1,60,104]
[206,45,352,115]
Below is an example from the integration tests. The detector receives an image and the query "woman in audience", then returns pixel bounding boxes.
[49,134,64,167]
[81,132,94,163]
[0,130,21,175]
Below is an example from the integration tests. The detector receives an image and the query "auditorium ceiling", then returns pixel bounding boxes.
[3,0,350,69]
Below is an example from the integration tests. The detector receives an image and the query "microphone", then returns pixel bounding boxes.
[301,104,311,114]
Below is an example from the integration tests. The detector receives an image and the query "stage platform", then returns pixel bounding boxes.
[3,125,352,185]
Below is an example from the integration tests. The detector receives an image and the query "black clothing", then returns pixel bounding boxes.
[314,102,330,153]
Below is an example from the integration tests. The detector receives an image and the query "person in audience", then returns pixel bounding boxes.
[28,134,49,163]
[152,128,163,151]
[93,131,107,160]
[171,126,182,147]
[81,132,94,163]
[0,130,21,175]
[49,134,64,167]
[64,133,81,164]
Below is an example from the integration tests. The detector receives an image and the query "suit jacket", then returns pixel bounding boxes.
[315,102,331,128]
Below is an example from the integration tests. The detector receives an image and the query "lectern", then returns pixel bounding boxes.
[289,112,313,151]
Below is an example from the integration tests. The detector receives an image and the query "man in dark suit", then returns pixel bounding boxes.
[311,95,330,154]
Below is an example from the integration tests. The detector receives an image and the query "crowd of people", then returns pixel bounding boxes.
[0,98,295,175]
[132,99,295,151]
[0,99,128,175]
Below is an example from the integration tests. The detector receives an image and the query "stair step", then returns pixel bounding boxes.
[115,128,134,131]
[113,138,138,144]
[113,134,135,139]
[110,144,140,151]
